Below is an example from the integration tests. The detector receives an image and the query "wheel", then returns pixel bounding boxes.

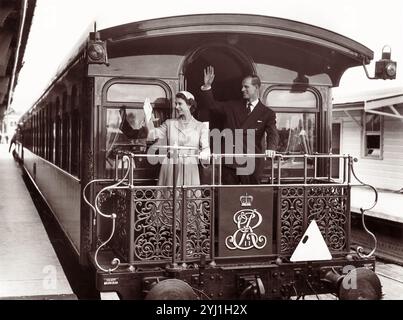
[145,279,197,300]
[338,267,382,300]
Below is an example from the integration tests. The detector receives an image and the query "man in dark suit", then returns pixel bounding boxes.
[199,66,279,184]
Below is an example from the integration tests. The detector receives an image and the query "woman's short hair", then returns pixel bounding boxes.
[175,92,197,115]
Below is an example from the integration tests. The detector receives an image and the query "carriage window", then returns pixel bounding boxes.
[104,82,170,179]
[265,89,318,154]
[266,90,317,109]
[105,108,148,159]
[276,113,316,154]
[62,113,70,171]
[363,113,383,159]
[48,109,54,163]
[71,109,80,177]
[104,82,169,156]
[107,83,167,104]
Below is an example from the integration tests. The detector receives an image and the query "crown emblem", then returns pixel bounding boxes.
[240,194,253,207]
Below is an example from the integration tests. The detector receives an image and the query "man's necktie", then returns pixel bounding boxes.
[246,102,252,115]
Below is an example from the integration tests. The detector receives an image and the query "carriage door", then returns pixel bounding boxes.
[183,45,254,130]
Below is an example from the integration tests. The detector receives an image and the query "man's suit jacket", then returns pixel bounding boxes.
[199,89,279,176]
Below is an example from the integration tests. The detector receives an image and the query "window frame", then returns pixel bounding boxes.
[102,78,172,108]
[263,85,321,154]
[362,112,384,160]
[100,78,172,177]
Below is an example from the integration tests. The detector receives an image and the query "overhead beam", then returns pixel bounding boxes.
[366,109,403,120]
[365,95,403,111]
[343,110,362,128]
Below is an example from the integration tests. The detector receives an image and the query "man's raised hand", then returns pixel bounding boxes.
[203,66,215,88]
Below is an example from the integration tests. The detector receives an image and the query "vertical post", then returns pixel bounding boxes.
[277,156,282,185]
[210,185,215,263]
[276,185,282,254]
[212,154,215,185]
[346,183,351,251]
[314,156,318,179]
[304,155,308,185]
[343,156,347,184]
[171,148,178,268]
[303,183,308,231]
[115,154,119,180]
[218,155,222,186]
[181,184,186,263]
[210,155,216,263]
[180,153,186,263]
[129,156,134,187]
[347,156,352,184]
[129,187,135,265]
[328,156,331,181]
[271,156,275,184]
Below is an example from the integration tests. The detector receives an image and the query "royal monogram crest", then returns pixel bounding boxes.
[225,206,267,250]
[240,193,253,207]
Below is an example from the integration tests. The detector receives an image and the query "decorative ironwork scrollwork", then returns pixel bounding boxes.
[307,186,348,251]
[279,187,304,254]
[131,187,212,262]
[113,190,129,259]
[133,188,182,261]
[279,185,349,254]
[185,188,211,258]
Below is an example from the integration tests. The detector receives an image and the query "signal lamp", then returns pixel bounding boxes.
[87,31,109,65]
[363,45,397,80]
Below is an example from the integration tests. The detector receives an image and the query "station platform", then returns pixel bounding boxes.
[0,144,76,299]
[351,186,403,265]
[351,186,403,223]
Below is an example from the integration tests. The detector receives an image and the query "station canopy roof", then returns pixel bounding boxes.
[333,87,403,119]
[0,0,36,121]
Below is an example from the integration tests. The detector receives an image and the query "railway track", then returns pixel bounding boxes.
[351,213,403,266]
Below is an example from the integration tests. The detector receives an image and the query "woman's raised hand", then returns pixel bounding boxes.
[143,98,153,123]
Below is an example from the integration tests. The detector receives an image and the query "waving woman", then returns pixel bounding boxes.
[145,91,210,186]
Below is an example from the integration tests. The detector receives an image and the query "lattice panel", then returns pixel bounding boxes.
[132,187,212,262]
[279,185,349,254]
[184,188,212,259]
[133,188,182,261]
[279,187,305,254]
[307,186,348,251]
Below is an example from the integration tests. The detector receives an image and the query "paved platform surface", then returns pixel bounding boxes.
[351,186,403,223]
[0,144,76,299]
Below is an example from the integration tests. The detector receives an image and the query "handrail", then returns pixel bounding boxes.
[112,151,352,187]
[350,157,378,258]
[118,152,350,159]
[85,155,133,272]
[81,151,379,270]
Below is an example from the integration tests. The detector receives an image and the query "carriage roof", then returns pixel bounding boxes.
[99,14,373,86]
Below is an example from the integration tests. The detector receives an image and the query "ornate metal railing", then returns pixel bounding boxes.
[278,184,349,254]
[83,151,378,272]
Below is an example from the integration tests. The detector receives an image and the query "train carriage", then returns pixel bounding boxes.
[16,14,383,300]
